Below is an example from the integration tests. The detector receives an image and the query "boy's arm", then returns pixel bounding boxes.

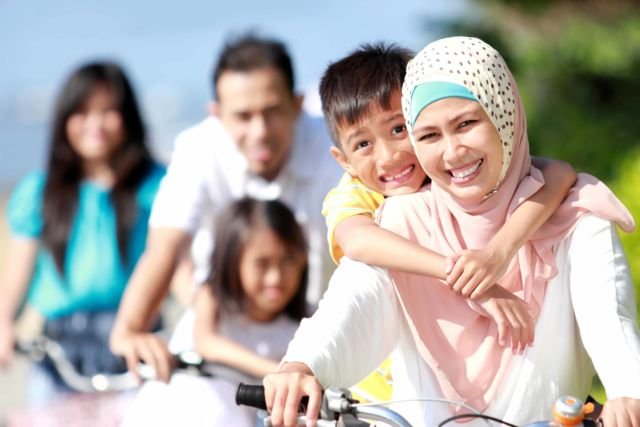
[193,286,279,378]
[335,214,448,279]
[448,158,577,299]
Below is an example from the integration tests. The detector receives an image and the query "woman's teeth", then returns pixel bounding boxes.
[450,160,482,179]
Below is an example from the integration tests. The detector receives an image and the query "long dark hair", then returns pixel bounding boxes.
[206,198,308,321]
[42,61,153,273]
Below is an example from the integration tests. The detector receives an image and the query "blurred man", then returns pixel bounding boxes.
[110,34,341,380]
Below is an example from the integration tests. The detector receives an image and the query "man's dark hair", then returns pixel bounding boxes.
[211,33,295,100]
[319,42,414,146]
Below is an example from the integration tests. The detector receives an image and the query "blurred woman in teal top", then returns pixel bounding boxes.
[0,61,166,402]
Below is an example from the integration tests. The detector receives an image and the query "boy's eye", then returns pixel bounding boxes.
[354,141,371,151]
[391,124,407,136]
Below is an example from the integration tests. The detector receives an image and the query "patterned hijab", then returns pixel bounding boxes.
[383,36,635,411]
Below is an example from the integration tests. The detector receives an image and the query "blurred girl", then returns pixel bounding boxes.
[123,197,307,426]
[0,61,166,402]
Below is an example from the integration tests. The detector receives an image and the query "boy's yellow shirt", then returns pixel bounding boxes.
[322,172,391,403]
[321,172,385,264]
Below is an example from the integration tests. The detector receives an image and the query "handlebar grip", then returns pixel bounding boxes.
[236,383,268,410]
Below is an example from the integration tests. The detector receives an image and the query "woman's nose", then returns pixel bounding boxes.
[442,134,466,162]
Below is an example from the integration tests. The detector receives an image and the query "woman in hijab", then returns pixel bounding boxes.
[263,37,640,427]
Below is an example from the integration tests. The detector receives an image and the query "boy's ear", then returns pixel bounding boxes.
[207,101,219,118]
[330,146,357,176]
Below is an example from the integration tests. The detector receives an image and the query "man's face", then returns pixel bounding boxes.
[212,67,302,181]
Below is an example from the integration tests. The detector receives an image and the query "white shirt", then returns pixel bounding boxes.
[283,215,640,426]
[149,112,342,305]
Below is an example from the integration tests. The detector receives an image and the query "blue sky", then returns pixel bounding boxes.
[0,0,466,188]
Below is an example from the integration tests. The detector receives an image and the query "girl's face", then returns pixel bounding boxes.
[66,84,125,165]
[239,226,306,322]
[412,97,503,204]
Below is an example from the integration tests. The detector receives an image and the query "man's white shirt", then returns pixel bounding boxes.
[150,112,341,305]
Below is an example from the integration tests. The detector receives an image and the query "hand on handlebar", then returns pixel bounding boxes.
[475,285,534,354]
[600,397,640,427]
[110,329,175,382]
[263,362,323,427]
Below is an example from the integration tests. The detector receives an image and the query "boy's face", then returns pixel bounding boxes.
[330,91,427,196]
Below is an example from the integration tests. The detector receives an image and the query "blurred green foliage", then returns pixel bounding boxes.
[443,0,640,314]
[441,0,640,400]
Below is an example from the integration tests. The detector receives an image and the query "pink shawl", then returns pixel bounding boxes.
[378,36,635,411]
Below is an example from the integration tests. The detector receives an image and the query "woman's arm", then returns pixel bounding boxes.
[448,158,577,299]
[193,286,278,378]
[0,236,38,367]
[568,215,640,426]
[335,214,448,279]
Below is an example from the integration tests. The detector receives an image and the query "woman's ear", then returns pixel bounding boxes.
[207,101,219,118]
[330,146,357,176]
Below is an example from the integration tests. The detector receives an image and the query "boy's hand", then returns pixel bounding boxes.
[446,245,511,299]
[264,362,323,427]
[475,285,534,353]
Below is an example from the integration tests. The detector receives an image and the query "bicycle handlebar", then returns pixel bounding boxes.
[236,383,602,427]
[236,383,412,427]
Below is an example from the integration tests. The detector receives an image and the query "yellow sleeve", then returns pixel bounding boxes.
[321,173,384,264]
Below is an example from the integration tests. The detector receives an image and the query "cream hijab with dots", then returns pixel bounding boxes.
[378,36,635,412]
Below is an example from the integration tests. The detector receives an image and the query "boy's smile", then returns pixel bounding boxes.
[330,91,427,197]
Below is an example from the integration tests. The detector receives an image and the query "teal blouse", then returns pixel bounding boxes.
[7,164,166,319]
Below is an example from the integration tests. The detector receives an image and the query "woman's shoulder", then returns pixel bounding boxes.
[7,171,47,236]
[375,187,433,236]
[8,171,47,208]
[377,186,433,219]
[136,162,167,204]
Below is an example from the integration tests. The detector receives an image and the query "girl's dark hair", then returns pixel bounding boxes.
[206,198,308,321]
[42,61,153,273]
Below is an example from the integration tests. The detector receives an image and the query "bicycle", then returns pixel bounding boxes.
[7,336,238,427]
[235,383,602,427]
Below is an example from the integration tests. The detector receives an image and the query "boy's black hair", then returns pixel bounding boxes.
[211,33,295,100]
[319,42,414,147]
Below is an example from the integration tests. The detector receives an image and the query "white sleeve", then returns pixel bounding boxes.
[568,215,640,399]
[282,258,401,388]
[148,131,209,233]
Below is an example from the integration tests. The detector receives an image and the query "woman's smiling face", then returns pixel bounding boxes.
[412,97,503,204]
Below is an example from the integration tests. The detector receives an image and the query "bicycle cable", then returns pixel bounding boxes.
[437,413,518,427]
[350,397,492,426]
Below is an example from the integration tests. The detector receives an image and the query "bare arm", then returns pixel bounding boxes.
[193,287,278,378]
[109,226,191,381]
[335,215,448,279]
[0,237,38,367]
[449,158,577,299]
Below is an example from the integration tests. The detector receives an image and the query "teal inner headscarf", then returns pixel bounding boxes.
[410,81,477,126]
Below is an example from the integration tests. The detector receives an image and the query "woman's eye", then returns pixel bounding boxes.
[417,132,437,142]
[459,119,476,129]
